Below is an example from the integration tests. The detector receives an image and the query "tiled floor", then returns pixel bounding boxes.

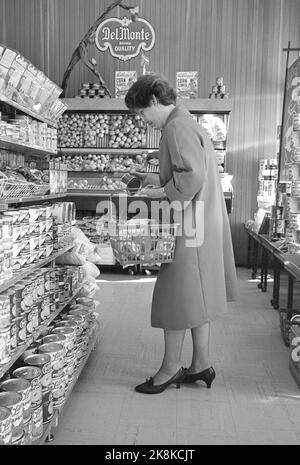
[50,267,300,445]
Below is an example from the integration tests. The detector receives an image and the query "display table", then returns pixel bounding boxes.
[245,226,300,348]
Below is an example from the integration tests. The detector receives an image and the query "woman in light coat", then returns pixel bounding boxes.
[125,74,238,394]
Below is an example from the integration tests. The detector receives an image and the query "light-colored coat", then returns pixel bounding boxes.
[151,105,238,330]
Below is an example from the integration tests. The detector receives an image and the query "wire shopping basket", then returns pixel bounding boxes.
[109,220,178,267]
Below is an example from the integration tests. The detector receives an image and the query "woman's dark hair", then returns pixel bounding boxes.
[125,74,177,111]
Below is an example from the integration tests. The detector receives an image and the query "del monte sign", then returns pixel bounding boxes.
[95,15,155,61]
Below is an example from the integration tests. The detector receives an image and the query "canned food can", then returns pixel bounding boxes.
[0,378,31,424]
[21,238,30,254]
[60,315,82,336]
[38,343,65,379]
[12,431,25,445]
[52,374,66,408]
[18,209,30,224]
[45,219,53,233]
[52,327,76,354]
[66,354,76,381]
[10,318,17,353]
[69,308,89,330]
[43,333,66,349]
[0,391,23,442]
[12,240,23,259]
[12,225,21,242]
[13,366,42,409]
[40,294,50,323]
[42,391,53,424]
[45,243,54,258]
[28,207,40,223]
[25,309,35,336]
[20,222,30,239]
[35,274,45,298]
[0,295,10,330]
[29,234,40,253]
[23,417,32,445]
[8,288,21,319]
[30,404,43,440]
[23,354,52,392]
[19,342,38,361]
[39,221,46,235]
[15,314,26,346]
[0,327,11,365]
[38,247,46,260]
[28,250,39,265]
[0,405,12,444]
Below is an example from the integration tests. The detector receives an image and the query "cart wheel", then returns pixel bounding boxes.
[257,283,262,289]
[279,311,290,347]
[46,433,55,443]
[128,269,135,276]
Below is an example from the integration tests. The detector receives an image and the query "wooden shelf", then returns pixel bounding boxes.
[0,192,67,211]
[58,147,153,155]
[35,322,102,444]
[0,243,74,294]
[0,283,83,379]
[0,95,57,128]
[0,137,57,157]
[61,97,231,114]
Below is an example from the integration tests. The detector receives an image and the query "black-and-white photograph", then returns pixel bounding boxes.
[0,0,300,451]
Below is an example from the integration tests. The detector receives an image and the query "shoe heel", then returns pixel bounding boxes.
[176,383,181,389]
[206,381,212,388]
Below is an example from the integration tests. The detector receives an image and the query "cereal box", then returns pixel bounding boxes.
[176,71,198,99]
[115,71,137,99]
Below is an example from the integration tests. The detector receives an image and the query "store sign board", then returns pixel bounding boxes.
[280,55,300,182]
[95,16,155,61]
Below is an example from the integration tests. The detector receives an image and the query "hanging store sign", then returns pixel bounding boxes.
[95,16,155,61]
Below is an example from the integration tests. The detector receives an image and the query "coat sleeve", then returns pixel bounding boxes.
[163,120,208,206]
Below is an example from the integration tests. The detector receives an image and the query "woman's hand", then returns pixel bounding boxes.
[131,171,161,188]
[138,187,166,198]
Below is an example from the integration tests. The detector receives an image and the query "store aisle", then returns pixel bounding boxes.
[50,267,300,445]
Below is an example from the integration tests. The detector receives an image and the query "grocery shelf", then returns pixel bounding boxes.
[58,147,153,155]
[0,243,74,294]
[0,283,84,379]
[35,323,102,445]
[0,137,57,157]
[66,189,121,197]
[0,94,57,128]
[61,97,231,114]
[0,192,67,211]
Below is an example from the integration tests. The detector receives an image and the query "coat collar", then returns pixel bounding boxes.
[164,104,191,128]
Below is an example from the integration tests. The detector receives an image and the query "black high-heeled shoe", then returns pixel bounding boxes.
[182,366,216,388]
[135,367,185,394]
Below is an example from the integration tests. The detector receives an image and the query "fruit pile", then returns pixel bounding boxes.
[59,152,148,172]
[58,113,147,149]
[67,177,125,191]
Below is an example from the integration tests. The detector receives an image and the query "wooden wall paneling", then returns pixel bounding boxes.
[1,0,300,264]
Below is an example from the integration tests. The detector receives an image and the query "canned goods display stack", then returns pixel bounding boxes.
[0,265,84,368]
[0,293,100,445]
[0,49,103,445]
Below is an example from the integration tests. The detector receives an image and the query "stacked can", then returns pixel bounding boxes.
[52,325,77,385]
[12,365,43,441]
[0,405,12,445]
[0,378,32,444]
[23,354,53,426]
[38,342,66,408]
[0,295,11,366]
[0,391,24,444]
[1,213,13,283]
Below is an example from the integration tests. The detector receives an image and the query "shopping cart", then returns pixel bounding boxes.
[109,219,178,267]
